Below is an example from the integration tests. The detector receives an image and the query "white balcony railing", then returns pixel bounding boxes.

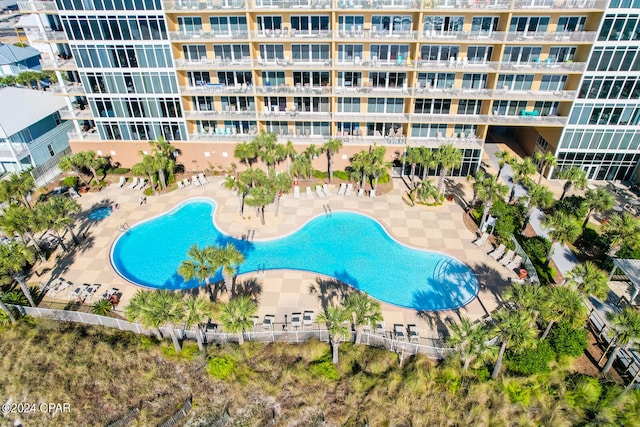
[17,0,56,12]
[163,0,246,10]
[169,30,249,41]
[67,131,101,141]
[40,58,77,71]
[48,82,85,95]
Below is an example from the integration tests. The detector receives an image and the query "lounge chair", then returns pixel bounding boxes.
[375,321,386,335]
[370,189,376,198]
[115,176,126,188]
[49,277,65,292]
[250,316,260,329]
[499,250,515,266]
[473,232,489,246]
[408,324,419,343]
[394,324,407,341]
[505,255,523,271]
[489,243,506,259]
[357,188,365,197]
[198,173,209,184]
[315,185,325,198]
[192,175,201,186]
[337,183,346,196]
[303,310,314,327]
[127,177,139,189]
[55,280,72,294]
[293,185,300,199]
[177,181,184,190]
[291,312,302,329]
[183,178,190,187]
[305,187,314,199]
[135,178,146,190]
[322,183,331,196]
[68,286,83,300]
[262,314,275,330]
[345,183,354,196]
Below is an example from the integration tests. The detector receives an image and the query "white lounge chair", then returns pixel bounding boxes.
[489,244,506,260]
[408,324,419,343]
[345,183,354,196]
[115,176,126,188]
[198,173,209,184]
[55,280,72,294]
[262,314,275,330]
[127,177,139,189]
[303,310,314,327]
[375,321,386,335]
[315,185,325,198]
[135,178,146,190]
[370,189,376,198]
[322,183,331,196]
[293,185,300,199]
[357,188,365,197]
[291,312,302,329]
[499,250,515,266]
[183,178,190,187]
[177,181,184,190]
[192,175,201,187]
[394,324,407,341]
[305,187,314,199]
[337,183,346,196]
[506,255,523,271]
[473,232,489,246]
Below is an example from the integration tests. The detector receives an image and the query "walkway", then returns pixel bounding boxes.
[33,175,513,342]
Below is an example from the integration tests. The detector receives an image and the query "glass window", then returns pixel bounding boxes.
[557,16,586,32]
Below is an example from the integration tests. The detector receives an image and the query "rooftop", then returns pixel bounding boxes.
[0,86,67,138]
[0,42,39,65]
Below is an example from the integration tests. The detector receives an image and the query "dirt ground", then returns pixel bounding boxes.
[573,330,624,384]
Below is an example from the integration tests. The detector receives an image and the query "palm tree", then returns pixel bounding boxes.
[523,183,554,230]
[503,282,544,321]
[35,201,70,252]
[0,242,36,306]
[132,154,158,195]
[52,196,81,245]
[0,204,45,261]
[92,298,113,316]
[215,295,257,345]
[234,141,258,169]
[271,172,292,217]
[0,297,16,323]
[61,150,107,186]
[533,151,558,184]
[125,290,161,340]
[245,185,274,225]
[405,146,422,189]
[283,140,297,174]
[558,167,588,200]
[7,171,36,208]
[565,261,609,300]
[601,307,640,375]
[447,317,492,370]
[434,144,463,197]
[508,157,537,203]
[239,166,267,190]
[255,132,284,176]
[178,244,216,289]
[369,145,388,192]
[468,169,486,207]
[213,243,245,293]
[491,309,536,379]
[476,174,509,231]
[418,147,437,183]
[318,304,351,364]
[344,292,382,345]
[602,213,640,257]
[495,150,511,178]
[350,151,369,191]
[322,138,343,182]
[59,153,88,185]
[290,154,312,180]
[413,180,440,204]
[539,286,586,340]
[582,188,615,229]
[182,295,211,352]
[224,174,248,215]
[149,136,177,189]
[542,211,581,264]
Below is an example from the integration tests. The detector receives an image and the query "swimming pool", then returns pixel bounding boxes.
[110,199,478,311]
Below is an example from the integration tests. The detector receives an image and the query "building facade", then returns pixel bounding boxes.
[16,0,640,180]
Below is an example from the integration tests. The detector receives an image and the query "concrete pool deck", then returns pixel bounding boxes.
[35,176,513,342]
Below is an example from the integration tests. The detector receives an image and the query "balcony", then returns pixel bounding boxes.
[68,130,101,141]
[257,85,331,95]
[252,0,332,9]
[59,107,93,120]
[339,112,410,123]
[408,135,483,148]
[254,58,333,69]
[416,59,586,73]
[181,84,255,95]
[512,0,606,9]
[163,0,246,10]
[169,30,248,41]
[406,113,567,127]
[257,110,332,120]
[49,82,85,96]
[40,58,77,71]
[337,0,419,9]
[251,30,332,41]
[420,30,596,44]
[0,143,30,161]
[335,29,418,41]
[334,58,415,71]
[184,110,257,120]
[174,57,253,70]
[17,0,56,12]
[424,0,605,10]
[26,30,67,43]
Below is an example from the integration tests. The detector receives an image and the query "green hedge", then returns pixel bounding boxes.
[517,235,555,285]
[549,322,588,358]
[61,176,79,188]
[507,341,556,375]
[107,167,130,175]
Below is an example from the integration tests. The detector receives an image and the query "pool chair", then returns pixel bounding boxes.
[293,185,300,199]
[505,255,523,271]
[177,181,184,190]
[127,177,139,189]
[375,321,386,335]
[473,232,489,247]
[322,183,331,196]
[315,185,325,198]
[394,324,407,341]
[408,324,419,343]
[489,244,506,260]
[303,311,314,327]
[183,178,190,187]
[305,187,314,199]
[135,178,146,190]
[291,312,302,329]
[369,189,376,198]
[345,183,354,196]
[68,286,83,300]
[198,173,209,184]
[337,183,346,196]
[357,188,365,197]
[115,176,126,188]
[499,250,515,266]
[192,175,201,186]
[250,316,260,329]
[262,314,275,330]
[55,280,72,295]
[49,277,65,293]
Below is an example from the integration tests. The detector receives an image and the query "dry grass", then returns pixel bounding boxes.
[1,320,639,426]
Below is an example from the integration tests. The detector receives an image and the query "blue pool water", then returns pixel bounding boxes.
[88,207,112,221]
[110,199,478,311]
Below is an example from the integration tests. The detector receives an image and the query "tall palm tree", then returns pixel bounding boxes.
[92,298,113,316]
[271,172,292,217]
[0,242,36,307]
[245,185,274,225]
[476,174,509,231]
[418,146,437,183]
[447,317,492,370]
[558,167,588,200]
[35,201,70,252]
[213,243,245,293]
[125,290,161,339]
[153,152,174,191]
[582,188,615,229]
[565,261,609,300]
[344,292,382,345]
[0,297,16,323]
[6,171,36,208]
[523,183,554,230]
[503,282,544,322]
[468,169,486,207]
[508,157,537,203]
[59,153,88,185]
[178,244,216,289]
[224,174,248,216]
[602,213,640,257]
[290,154,312,180]
[215,295,257,345]
[256,132,284,176]
[350,151,369,191]
[322,138,343,182]
[495,150,511,178]
[132,154,158,195]
[533,151,558,184]
[182,295,211,352]
[491,309,536,379]
[405,146,422,189]
[539,286,587,340]
[283,140,297,174]
[369,145,388,192]
[542,211,581,264]
[0,204,45,261]
[318,304,351,364]
[413,180,439,204]
[239,166,267,189]
[53,196,81,245]
[234,141,258,169]
[434,144,463,197]
[601,307,640,375]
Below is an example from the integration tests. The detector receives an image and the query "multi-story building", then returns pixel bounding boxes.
[15,0,640,180]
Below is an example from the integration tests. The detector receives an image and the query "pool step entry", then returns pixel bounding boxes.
[322,204,332,217]
[242,229,256,241]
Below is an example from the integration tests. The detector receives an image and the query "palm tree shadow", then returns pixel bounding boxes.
[233,277,262,301]
[416,310,451,340]
[309,276,352,312]
[444,178,468,209]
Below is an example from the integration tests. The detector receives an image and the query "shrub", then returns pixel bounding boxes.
[502,379,531,406]
[471,366,490,382]
[565,376,602,408]
[333,170,349,181]
[507,341,555,375]
[107,167,130,175]
[549,322,588,358]
[519,236,551,264]
[61,176,79,188]
[309,354,339,381]
[377,170,390,184]
[554,196,588,220]
[207,355,236,380]
[490,199,526,243]
[312,170,328,179]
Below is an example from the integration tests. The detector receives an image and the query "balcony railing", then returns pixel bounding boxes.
[174,57,253,69]
[251,30,332,40]
[184,110,257,120]
[163,0,246,10]
[253,0,332,8]
[408,135,483,148]
[40,58,77,71]
[336,0,419,9]
[0,143,30,160]
[169,30,248,41]
[254,58,334,69]
[420,30,596,43]
[59,107,93,120]
[26,30,67,43]
[17,0,56,12]
[49,82,85,95]
[407,113,567,126]
[68,130,101,141]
